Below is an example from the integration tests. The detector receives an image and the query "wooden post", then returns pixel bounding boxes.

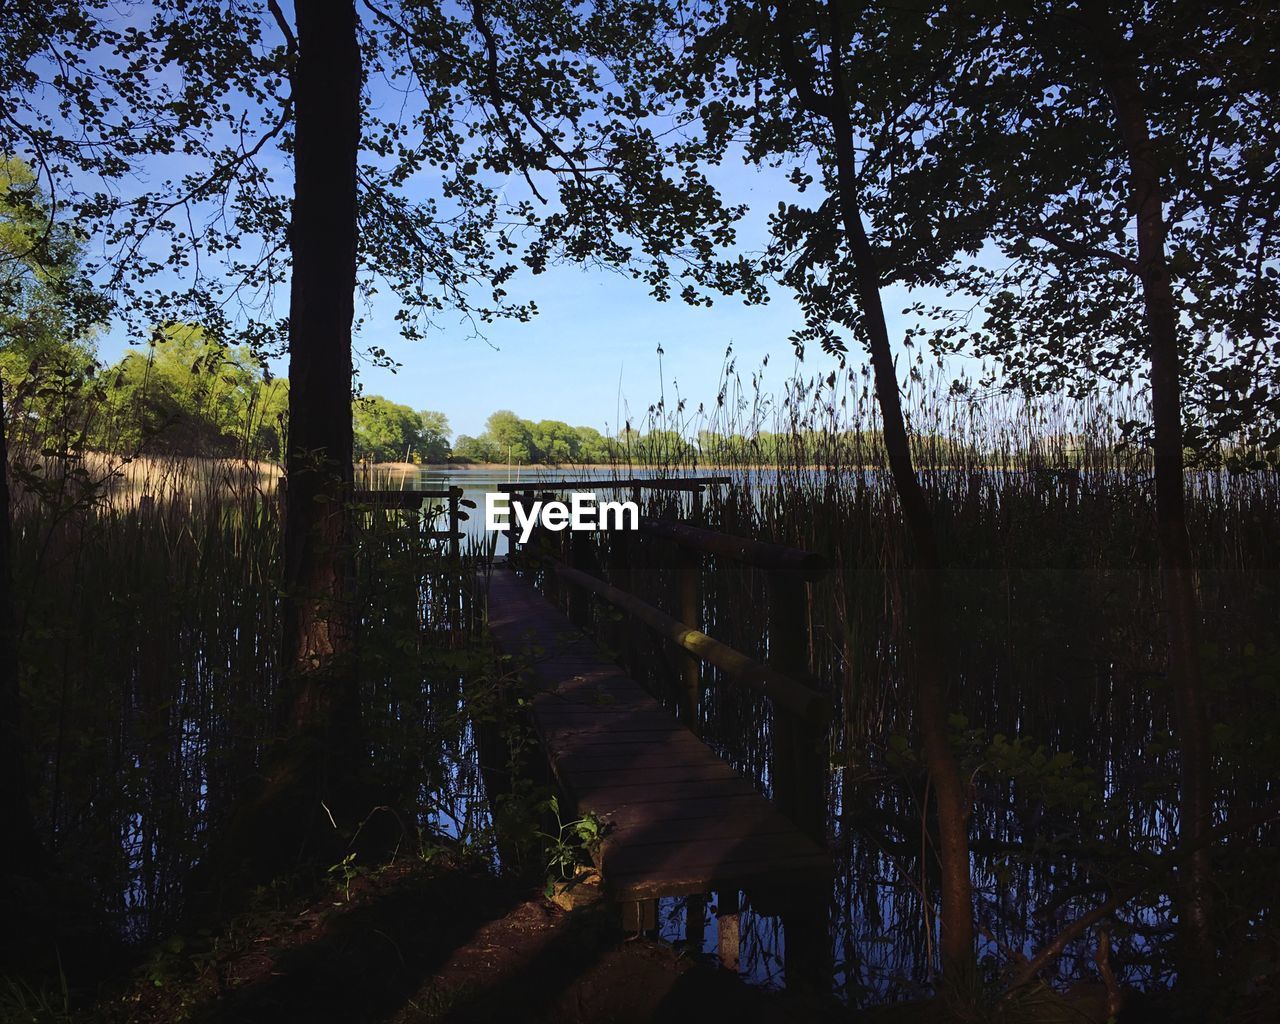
[447,487,460,561]
[539,525,560,607]
[568,529,592,629]
[768,573,832,997]
[504,489,519,566]
[676,546,701,735]
[620,898,657,933]
[783,885,831,998]
[767,573,825,842]
[607,530,635,670]
[686,894,706,951]
[717,889,740,972]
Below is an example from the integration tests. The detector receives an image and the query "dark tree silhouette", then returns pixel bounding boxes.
[0,382,43,883]
[207,0,363,888]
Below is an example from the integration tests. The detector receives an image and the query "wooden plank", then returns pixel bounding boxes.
[597,806,800,846]
[540,727,691,746]
[553,751,720,775]
[551,737,710,762]
[531,701,672,719]
[606,852,832,900]
[483,564,830,901]
[549,738,708,760]
[572,776,760,804]
[556,762,743,788]
[603,830,821,875]
[583,792,767,824]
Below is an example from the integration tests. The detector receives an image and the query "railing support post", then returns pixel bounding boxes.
[568,530,592,628]
[676,546,701,735]
[717,889,740,972]
[607,531,636,672]
[767,573,824,841]
[685,893,706,951]
[505,488,522,566]
[448,487,460,561]
[767,572,831,997]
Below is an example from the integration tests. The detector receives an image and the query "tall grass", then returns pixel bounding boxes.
[8,432,483,943]
[531,353,1279,1001]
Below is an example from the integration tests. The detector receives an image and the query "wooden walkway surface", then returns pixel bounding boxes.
[484,564,829,901]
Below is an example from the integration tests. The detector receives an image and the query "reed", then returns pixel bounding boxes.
[8,432,480,942]
[566,353,1278,1000]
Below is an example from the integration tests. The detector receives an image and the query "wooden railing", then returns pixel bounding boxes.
[512,496,829,842]
[499,476,730,560]
[352,488,471,558]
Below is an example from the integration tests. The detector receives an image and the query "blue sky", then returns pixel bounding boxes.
[347,239,814,440]
[90,143,902,443]
[80,6,941,444]
[91,162,836,441]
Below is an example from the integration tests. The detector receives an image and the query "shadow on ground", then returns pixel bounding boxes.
[115,859,822,1024]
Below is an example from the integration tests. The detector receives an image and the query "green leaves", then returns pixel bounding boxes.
[353,395,450,463]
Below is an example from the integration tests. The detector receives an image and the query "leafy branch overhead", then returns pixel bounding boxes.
[3,1,766,365]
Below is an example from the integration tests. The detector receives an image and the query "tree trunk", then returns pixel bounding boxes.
[768,0,975,984]
[818,24,977,984]
[0,381,44,881]
[1087,12,1217,993]
[194,0,361,899]
[280,0,360,748]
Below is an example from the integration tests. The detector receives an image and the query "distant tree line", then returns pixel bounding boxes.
[452,409,614,465]
[3,313,450,466]
[3,161,450,466]
[453,411,707,466]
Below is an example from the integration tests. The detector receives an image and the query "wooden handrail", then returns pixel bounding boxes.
[351,487,468,557]
[539,557,829,724]
[636,518,828,580]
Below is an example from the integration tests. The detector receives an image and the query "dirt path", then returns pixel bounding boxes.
[114,859,826,1024]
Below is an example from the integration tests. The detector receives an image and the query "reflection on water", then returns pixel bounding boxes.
[491,467,1275,1004]
[34,465,1275,1007]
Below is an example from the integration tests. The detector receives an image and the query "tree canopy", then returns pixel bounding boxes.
[353,396,450,463]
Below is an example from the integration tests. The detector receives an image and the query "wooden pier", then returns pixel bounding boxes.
[485,560,830,920]
[483,560,824,896]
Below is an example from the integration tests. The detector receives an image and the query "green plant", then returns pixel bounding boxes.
[0,971,73,1024]
[327,852,364,903]
[537,796,605,897]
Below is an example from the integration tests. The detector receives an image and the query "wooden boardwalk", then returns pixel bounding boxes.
[484,564,829,901]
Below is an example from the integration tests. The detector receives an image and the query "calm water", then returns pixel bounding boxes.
[61,466,1272,1003]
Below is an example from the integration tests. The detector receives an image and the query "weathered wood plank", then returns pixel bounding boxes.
[573,776,761,804]
[605,851,833,900]
[484,564,829,901]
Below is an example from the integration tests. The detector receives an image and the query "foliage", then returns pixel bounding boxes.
[552,363,1280,1000]
[0,972,73,1024]
[453,409,616,465]
[353,395,450,463]
[2,1,761,366]
[537,795,604,894]
[98,324,288,458]
[326,852,364,903]
[0,155,106,446]
[906,1,1280,457]
[0,155,101,359]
